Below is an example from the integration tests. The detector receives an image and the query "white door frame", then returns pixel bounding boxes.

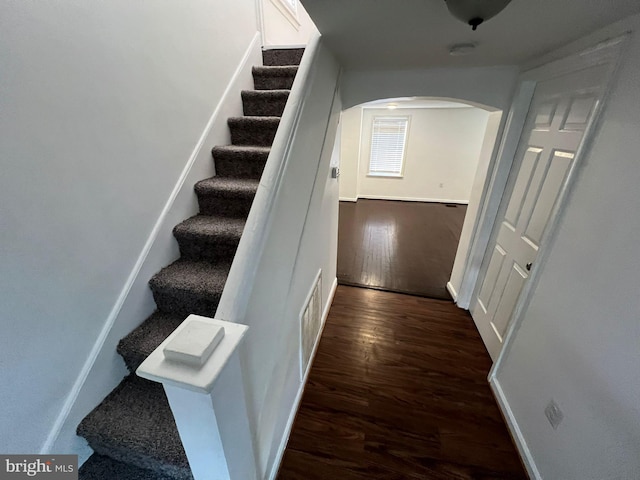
[455,35,629,359]
[454,80,536,309]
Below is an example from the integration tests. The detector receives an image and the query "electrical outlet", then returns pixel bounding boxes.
[545,399,564,429]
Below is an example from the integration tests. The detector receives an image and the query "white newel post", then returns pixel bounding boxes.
[137,315,257,480]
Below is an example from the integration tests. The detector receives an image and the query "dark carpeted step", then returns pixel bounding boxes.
[242,90,290,117]
[77,376,193,480]
[117,311,186,373]
[262,48,304,66]
[228,116,280,147]
[195,177,259,217]
[79,454,178,480]
[212,145,270,179]
[173,215,245,263]
[252,66,298,90]
[149,259,231,317]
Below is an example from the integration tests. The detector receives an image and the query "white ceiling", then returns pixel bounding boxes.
[300,0,640,69]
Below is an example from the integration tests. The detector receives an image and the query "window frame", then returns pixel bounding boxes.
[270,0,300,28]
[367,115,411,178]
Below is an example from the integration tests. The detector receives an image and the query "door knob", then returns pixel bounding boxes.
[526,262,532,271]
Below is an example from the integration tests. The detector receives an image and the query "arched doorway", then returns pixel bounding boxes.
[336,96,503,300]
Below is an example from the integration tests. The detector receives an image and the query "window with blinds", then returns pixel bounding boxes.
[280,0,297,15]
[368,116,409,176]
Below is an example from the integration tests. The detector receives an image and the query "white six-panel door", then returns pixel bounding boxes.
[470,63,608,361]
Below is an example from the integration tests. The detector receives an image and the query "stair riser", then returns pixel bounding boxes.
[84,442,192,480]
[175,239,239,264]
[197,195,255,218]
[214,155,267,179]
[79,455,179,480]
[117,313,185,373]
[229,123,279,146]
[151,288,222,318]
[253,75,295,90]
[262,48,304,66]
[118,350,146,374]
[242,96,288,117]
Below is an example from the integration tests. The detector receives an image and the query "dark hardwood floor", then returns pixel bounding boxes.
[277,286,527,480]
[337,199,467,300]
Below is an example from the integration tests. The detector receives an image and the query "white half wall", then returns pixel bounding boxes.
[261,0,318,46]
[218,39,341,478]
[493,14,640,479]
[340,107,490,203]
[0,0,260,455]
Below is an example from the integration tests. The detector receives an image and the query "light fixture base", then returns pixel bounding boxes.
[445,0,512,31]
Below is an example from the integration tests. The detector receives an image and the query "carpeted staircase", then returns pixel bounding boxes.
[76,48,304,480]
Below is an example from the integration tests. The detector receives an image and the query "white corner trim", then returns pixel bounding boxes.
[446,282,458,302]
[267,276,337,480]
[39,31,262,455]
[322,277,338,326]
[490,378,542,480]
[339,196,358,202]
[263,44,307,50]
[357,194,469,204]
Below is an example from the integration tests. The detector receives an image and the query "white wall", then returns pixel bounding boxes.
[338,107,361,201]
[0,0,259,455]
[341,66,518,111]
[493,14,640,479]
[448,111,503,300]
[340,107,490,203]
[261,0,318,46]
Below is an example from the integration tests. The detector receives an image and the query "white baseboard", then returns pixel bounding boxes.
[490,378,541,480]
[356,194,469,204]
[41,32,263,456]
[267,277,337,480]
[339,197,358,202]
[446,281,458,302]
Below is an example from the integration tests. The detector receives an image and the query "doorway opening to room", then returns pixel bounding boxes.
[337,97,503,300]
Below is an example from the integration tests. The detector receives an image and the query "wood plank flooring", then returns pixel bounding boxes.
[337,199,467,300]
[277,286,527,480]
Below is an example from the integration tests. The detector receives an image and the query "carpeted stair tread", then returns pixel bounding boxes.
[117,311,186,373]
[174,215,245,243]
[262,48,304,66]
[195,177,260,218]
[149,259,231,317]
[80,454,178,480]
[242,89,290,117]
[211,145,270,179]
[194,177,259,199]
[173,215,245,262]
[77,376,192,480]
[228,116,280,146]
[252,66,298,90]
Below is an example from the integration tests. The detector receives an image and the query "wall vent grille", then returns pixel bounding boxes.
[300,270,322,379]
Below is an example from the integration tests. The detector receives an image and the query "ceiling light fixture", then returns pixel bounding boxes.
[444,0,512,31]
[449,43,477,56]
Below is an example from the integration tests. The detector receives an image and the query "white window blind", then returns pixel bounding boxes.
[369,117,408,176]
